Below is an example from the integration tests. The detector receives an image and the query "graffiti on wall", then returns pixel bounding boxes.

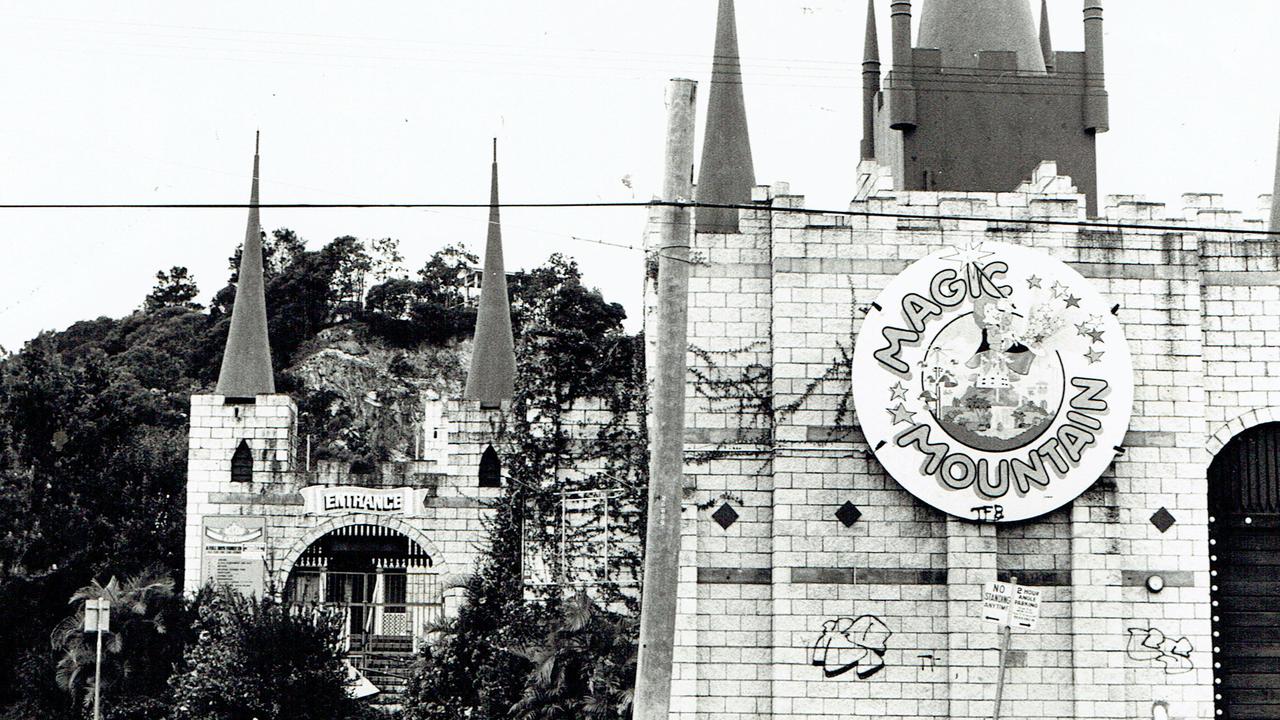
[811,615,892,679]
[1126,627,1193,674]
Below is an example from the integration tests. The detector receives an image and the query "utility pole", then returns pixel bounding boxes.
[634,77,697,720]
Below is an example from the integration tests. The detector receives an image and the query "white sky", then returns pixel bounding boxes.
[1,1,1278,351]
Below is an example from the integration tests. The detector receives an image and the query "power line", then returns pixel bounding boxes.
[3,199,1276,237]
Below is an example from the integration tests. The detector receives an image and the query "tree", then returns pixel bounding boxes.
[168,589,367,720]
[416,244,478,308]
[324,236,373,316]
[369,237,404,284]
[509,592,636,720]
[144,268,201,313]
[50,568,180,718]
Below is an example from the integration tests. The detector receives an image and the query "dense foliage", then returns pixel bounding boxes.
[168,589,374,720]
[404,252,645,720]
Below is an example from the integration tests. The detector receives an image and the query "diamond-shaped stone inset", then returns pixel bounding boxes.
[1150,507,1176,534]
[836,501,862,528]
[711,503,739,530]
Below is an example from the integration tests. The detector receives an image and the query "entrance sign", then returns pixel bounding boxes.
[852,241,1133,522]
[201,516,267,596]
[302,485,417,515]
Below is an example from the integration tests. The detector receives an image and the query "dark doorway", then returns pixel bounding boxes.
[1209,422,1280,719]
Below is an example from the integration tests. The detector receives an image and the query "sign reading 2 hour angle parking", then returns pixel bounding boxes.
[852,241,1133,523]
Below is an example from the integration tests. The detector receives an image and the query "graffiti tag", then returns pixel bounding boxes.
[811,615,892,679]
[1126,627,1193,674]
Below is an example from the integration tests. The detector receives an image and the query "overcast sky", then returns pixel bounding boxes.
[1,1,1278,351]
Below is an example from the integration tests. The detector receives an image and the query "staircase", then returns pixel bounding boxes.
[350,635,418,707]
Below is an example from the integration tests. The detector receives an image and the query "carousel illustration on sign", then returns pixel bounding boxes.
[852,241,1133,522]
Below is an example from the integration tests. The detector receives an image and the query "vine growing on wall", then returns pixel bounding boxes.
[685,284,862,465]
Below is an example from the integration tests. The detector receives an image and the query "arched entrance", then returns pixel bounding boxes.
[284,523,443,654]
[1209,422,1280,719]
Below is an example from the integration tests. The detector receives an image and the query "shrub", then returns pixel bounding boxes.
[168,588,367,720]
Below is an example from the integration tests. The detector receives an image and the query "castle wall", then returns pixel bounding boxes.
[183,393,630,613]
[659,163,1262,720]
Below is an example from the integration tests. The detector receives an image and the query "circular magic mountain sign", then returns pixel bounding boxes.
[852,241,1133,523]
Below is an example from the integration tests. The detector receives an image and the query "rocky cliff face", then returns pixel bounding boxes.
[286,325,469,465]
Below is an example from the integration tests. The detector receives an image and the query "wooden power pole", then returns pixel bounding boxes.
[633,77,697,720]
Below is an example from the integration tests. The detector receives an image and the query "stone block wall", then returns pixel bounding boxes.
[660,163,1253,719]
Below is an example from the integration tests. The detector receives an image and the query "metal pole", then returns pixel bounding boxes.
[992,576,1017,720]
[92,612,103,720]
[633,76,697,720]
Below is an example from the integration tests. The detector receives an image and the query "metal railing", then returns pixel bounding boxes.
[285,569,444,652]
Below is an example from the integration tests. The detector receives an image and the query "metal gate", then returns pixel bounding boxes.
[1209,423,1280,719]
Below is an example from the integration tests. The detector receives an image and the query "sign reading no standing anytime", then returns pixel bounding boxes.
[982,581,1043,630]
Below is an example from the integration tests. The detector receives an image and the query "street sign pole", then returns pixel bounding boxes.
[93,619,103,720]
[84,598,109,720]
[991,576,1016,720]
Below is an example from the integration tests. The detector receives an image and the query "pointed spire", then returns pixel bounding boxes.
[464,139,516,405]
[1039,0,1054,71]
[865,0,881,65]
[1270,119,1280,234]
[861,0,881,161]
[695,0,755,234]
[918,0,1046,73]
[216,134,275,397]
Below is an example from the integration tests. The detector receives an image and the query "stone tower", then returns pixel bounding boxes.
[183,136,297,594]
[463,140,516,406]
[870,0,1109,215]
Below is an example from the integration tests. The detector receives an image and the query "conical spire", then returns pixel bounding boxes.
[464,139,516,405]
[1038,0,1054,71]
[216,132,276,397]
[861,0,881,161]
[695,0,755,234]
[1270,120,1280,233]
[918,0,1046,73]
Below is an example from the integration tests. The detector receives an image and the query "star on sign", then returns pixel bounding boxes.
[1075,322,1092,338]
[1085,348,1105,365]
[1051,281,1067,298]
[1026,275,1042,289]
[938,238,995,266]
[1063,294,1082,309]
[888,403,917,426]
[1089,314,1105,327]
[889,382,908,401]
[1087,328,1105,344]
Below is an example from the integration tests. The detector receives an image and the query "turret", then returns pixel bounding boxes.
[1083,1,1109,133]
[888,0,916,130]
[1270,119,1280,234]
[695,0,755,234]
[215,133,275,397]
[861,0,882,161]
[463,140,517,406]
[1039,0,1054,72]
[917,0,1046,72]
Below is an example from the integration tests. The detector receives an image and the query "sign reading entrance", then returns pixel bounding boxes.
[201,516,267,596]
[301,486,416,515]
[982,581,1042,630]
[852,241,1133,522]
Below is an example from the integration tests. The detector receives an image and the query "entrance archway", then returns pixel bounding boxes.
[284,523,443,654]
[1209,422,1280,719]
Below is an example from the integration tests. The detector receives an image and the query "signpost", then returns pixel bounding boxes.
[981,577,1042,720]
[83,598,110,720]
